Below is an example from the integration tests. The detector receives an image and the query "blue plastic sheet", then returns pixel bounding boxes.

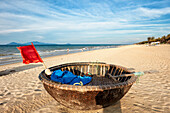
[51,70,92,86]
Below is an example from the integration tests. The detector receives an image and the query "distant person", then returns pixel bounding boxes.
[82,48,84,52]
[67,48,69,54]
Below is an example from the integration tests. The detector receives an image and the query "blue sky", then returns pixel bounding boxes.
[0,0,170,44]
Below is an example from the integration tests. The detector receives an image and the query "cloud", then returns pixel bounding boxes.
[35,36,44,39]
[134,7,170,19]
[0,29,29,34]
[0,0,170,43]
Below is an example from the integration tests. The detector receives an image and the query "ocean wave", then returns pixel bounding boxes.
[0,56,20,62]
[0,53,20,56]
[12,53,21,55]
[38,48,83,55]
[0,54,13,56]
[0,44,120,65]
[69,49,82,51]
[38,49,66,55]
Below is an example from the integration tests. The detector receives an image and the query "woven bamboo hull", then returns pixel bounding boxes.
[43,84,132,110]
[39,62,137,110]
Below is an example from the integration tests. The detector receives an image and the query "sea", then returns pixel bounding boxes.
[0,44,126,66]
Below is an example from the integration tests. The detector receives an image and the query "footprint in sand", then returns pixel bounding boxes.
[34,89,42,91]
[0,93,4,96]
[0,101,7,105]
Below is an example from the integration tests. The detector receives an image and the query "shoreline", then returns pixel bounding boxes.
[0,46,122,76]
[0,44,169,113]
[0,44,131,69]
[0,44,126,67]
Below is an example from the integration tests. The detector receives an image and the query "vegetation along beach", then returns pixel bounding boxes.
[0,0,170,113]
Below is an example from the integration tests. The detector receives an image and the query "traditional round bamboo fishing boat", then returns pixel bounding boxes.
[39,62,138,110]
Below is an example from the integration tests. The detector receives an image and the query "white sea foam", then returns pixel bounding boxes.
[0,44,121,65]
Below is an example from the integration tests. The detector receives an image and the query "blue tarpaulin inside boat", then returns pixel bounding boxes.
[51,70,92,86]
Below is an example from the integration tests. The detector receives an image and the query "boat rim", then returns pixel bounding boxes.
[39,62,138,92]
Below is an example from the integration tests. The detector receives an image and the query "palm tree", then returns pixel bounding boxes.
[167,34,170,38]
[166,34,170,41]
[160,36,166,43]
[151,37,155,41]
[147,37,151,43]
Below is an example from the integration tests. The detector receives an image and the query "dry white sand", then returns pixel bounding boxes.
[0,44,170,113]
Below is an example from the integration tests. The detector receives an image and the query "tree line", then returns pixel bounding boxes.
[136,34,170,44]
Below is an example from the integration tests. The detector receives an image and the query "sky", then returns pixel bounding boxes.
[0,0,170,44]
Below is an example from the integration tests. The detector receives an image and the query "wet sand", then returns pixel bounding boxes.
[0,44,170,113]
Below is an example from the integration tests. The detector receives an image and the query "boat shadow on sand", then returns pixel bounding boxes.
[59,101,122,113]
[0,64,42,76]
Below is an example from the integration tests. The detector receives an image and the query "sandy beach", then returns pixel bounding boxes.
[0,44,170,113]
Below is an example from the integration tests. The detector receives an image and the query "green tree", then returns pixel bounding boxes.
[167,34,170,38]
[160,36,166,43]
[155,37,161,42]
[151,36,155,41]
[137,33,170,44]
[147,37,151,43]
[167,40,170,44]
[166,34,170,40]
[157,37,161,41]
